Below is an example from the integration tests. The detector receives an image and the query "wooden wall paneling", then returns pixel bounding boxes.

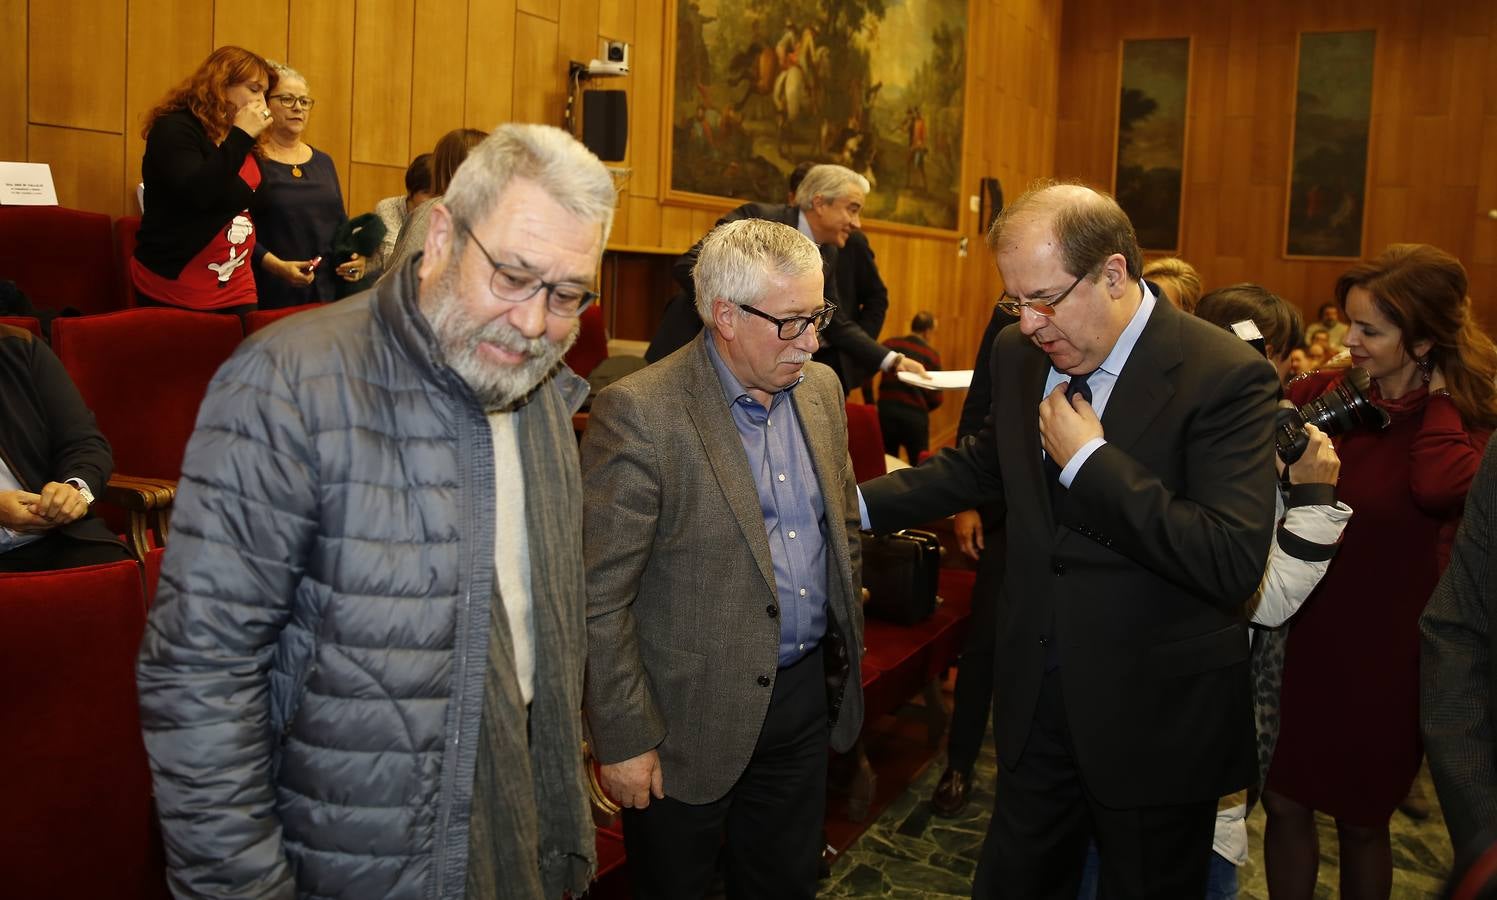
[1446,36,1489,183]
[625,194,661,248]
[347,162,407,227]
[1411,18,1454,117]
[410,0,470,157]
[597,0,634,43]
[1363,185,1409,260]
[213,0,290,63]
[624,0,664,203]
[511,12,562,128]
[516,0,552,20]
[464,0,516,130]
[1248,40,1293,187]
[1369,29,1412,187]
[658,206,694,253]
[1475,116,1497,268]
[124,0,213,213]
[289,0,356,211]
[0,0,26,161]
[28,125,126,217]
[29,0,126,132]
[558,0,601,67]
[351,0,416,167]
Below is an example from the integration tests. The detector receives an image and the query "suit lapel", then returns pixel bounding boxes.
[1014,344,1055,530]
[1096,298,1181,455]
[681,338,778,594]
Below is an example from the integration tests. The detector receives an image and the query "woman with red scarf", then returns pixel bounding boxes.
[1264,244,1497,898]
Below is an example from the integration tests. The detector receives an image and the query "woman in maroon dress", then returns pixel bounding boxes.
[1264,244,1497,898]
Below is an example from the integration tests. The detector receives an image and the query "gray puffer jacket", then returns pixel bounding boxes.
[137,264,588,899]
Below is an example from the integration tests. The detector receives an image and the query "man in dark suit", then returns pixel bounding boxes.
[1422,441,1497,859]
[644,164,922,392]
[860,182,1279,898]
[583,218,865,899]
[786,161,888,344]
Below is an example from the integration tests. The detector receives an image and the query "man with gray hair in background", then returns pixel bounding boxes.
[137,123,613,900]
[583,217,865,898]
[645,163,925,392]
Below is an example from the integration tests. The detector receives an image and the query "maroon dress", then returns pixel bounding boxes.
[1266,370,1487,824]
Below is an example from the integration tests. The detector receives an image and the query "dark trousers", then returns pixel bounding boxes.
[972,669,1216,900]
[879,402,930,461]
[0,531,132,572]
[946,536,1002,774]
[622,646,830,900]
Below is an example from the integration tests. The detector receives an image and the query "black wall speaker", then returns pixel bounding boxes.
[582,90,628,162]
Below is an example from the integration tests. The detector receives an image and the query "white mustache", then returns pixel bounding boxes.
[472,323,548,358]
[783,351,811,364]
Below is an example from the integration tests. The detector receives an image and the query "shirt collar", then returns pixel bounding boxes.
[1092,279,1156,378]
[795,210,818,245]
[703,329,802,410]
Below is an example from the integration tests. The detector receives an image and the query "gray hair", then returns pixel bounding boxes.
[693,219,823,325]
[443,123,617,247]
[793,164,870,211]
[266,61,307,87]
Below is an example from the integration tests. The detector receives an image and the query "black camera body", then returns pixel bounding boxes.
[1275,367,1389,463]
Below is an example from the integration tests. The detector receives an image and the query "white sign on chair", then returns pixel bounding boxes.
[0,162,58,206]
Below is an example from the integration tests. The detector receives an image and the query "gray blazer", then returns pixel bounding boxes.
[1422,439,1497,856]
[581,334,865,805]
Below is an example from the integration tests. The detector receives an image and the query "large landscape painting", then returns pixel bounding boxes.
[1113,37,1190,252]
[1286,30,1376,258]
[670,0,968,231]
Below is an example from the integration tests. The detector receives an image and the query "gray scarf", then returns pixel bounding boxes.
[465,372,594,899]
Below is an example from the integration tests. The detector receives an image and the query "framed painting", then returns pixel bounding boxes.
[1112,37,1191,253]
[666,0,969,233]
[1285,30,1376,259]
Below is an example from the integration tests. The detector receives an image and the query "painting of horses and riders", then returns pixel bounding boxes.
[670,0,969,232]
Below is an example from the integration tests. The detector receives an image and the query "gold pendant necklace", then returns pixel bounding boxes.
[291,164,303,178]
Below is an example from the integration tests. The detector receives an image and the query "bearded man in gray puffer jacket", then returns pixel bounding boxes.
[137,123,616,900]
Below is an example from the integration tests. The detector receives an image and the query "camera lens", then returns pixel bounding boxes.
[1274,367,1389,464]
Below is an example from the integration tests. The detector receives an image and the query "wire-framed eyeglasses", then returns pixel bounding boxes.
[994,271,1087,318]
[739,302,838,340]
[268,94,316,109]
[456,221,599,317]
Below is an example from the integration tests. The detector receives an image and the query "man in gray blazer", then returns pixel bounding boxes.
[1423,440,1497,858]
[582,218,865,899]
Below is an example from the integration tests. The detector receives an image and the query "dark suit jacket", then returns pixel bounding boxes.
[0,324,117,547]
[581,334,865,804]
[647,202,889,391]
[1422,440,1497,855]
[835,230,888,341]
[862,297,1279,807]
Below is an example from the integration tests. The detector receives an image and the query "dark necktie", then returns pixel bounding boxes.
[1045,372,1094,502]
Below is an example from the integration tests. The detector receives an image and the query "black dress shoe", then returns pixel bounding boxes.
[930,767,970,817]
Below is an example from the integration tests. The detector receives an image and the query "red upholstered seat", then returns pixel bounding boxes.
[844,402,886,483]
[564,302,609,378]
[0,315,42,337]
[0,559,166,899]
[115,215,143,308]
[0,206,122,314]
[142,546,166,606]
[244,303,321,334]
[52,308,244,556]
[53,308,242,480]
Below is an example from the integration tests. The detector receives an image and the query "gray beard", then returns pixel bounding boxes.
[424,260,579,411]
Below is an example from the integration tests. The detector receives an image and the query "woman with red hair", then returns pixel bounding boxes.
[131,46,310,313]
[1264,243,1497,898]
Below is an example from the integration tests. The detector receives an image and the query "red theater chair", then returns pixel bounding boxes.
[0,315,42,337]
[0,206,122,315]
[244,303,320,334]
[115,215,143,308]
[52,308,244,557]
[0,559,166,899]
[844,402,888,483]
[564,302,609,378]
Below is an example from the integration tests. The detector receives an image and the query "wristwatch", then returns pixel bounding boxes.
[64,477,96,505]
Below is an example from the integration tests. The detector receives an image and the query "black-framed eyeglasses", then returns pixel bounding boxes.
[268,94,316,109]
[995,271,1087,318]
[739,302,837,340]
[455,221,599,317]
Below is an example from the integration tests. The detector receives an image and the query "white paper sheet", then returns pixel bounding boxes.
[897,369,973,391]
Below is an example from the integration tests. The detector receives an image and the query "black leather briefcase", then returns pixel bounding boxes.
[859,529,941,625]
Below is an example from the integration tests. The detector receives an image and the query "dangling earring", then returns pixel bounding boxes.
[1416,355,1432,383]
